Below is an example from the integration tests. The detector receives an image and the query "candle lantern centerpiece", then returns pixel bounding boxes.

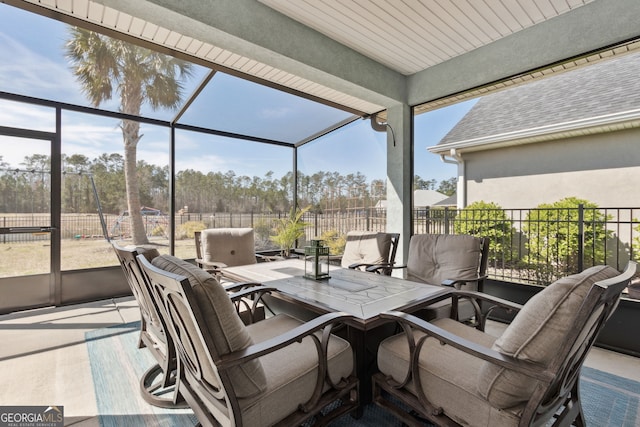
[304,238,331,280]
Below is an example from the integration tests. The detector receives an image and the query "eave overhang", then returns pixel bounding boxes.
[428,108,640,155]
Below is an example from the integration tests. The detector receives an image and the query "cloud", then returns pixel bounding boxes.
[259,106,293,119]
[0,33,82,103]
[0,101,54,130]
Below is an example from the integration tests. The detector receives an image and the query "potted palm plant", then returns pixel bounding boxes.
[270,206,311,257]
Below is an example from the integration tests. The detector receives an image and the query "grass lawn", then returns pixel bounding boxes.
[1,237,197,277]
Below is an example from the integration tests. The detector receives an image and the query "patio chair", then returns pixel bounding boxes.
[339,231,400,275]
[137,253,359,427]
[195,228,276,276]
[372,262,636,427]
[111,242,184,408]
[370,234,488,322]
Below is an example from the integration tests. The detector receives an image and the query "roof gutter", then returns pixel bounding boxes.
[439,149,466,208]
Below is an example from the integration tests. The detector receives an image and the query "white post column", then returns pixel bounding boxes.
[385,103,412,276]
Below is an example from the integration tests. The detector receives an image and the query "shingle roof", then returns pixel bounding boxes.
[413,189,448,207]
[438,51,640,145]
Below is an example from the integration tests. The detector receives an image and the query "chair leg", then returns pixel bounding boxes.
[140,363,188,409]
[552,382,585,427]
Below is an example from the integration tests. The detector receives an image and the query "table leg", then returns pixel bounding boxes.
[346,323,398,410]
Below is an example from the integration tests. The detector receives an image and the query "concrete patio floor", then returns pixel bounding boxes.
[0,296,638,426]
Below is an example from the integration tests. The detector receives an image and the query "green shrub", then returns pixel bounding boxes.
[176,221,206,240]
[631,220,640,262]
[523,197,611,282]
[151,225,166,237]
[453,201,514,263]
[318,230,346,255]
[270,206,311,256]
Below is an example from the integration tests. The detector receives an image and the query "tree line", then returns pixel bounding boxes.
[0,153,456,215]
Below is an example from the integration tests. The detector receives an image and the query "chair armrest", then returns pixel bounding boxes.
[255,253,284,262]
[348,262,379,270]
[415,288,522,330]
[366,264,406,274]
[217,312,354,369]
[450,289,523,313]
[379,310,553,383]
[195,259,227,269]
[228,286,275,301]
[222,281,263,293]
[227,286,275,324]
[442,273,489,289]
[195,259,227,275]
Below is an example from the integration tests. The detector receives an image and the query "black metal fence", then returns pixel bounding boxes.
[414,206,640,285]
[3,206,639,286]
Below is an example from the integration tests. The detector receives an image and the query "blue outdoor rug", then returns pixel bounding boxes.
[86,322,640,426]
[85,322,197,427]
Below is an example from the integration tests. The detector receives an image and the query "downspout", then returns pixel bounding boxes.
[439,148,466,208]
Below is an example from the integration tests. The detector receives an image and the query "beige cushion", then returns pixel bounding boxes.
[341,231,392,269]
[239,314,354,427]
[378,318,521,426]
[201,228,257,267]
[151,254,266,398]
[406,234,481,289]
[133,246,160,262]
[477,265,619,408]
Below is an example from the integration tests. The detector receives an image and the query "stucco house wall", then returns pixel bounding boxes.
[463,128,640,208]
[429,49,640,210]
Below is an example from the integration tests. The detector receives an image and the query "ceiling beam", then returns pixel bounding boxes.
[99,0,406,108]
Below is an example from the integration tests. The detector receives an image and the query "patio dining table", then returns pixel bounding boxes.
[222,258,448,406]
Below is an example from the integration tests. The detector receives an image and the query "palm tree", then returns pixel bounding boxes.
[66,28,192,244]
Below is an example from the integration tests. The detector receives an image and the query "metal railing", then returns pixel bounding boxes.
[3,206,639,286]
[414,206,640,285]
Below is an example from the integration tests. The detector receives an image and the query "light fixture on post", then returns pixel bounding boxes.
[304,238,330,280]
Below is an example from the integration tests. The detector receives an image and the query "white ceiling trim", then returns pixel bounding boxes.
[15,0,385,115]
[416,38,640,115]
[259,0,594,75]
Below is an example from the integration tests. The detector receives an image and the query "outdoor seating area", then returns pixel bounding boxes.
[3,1,640,426]
[75,236,640,425]
[1,254,639,426]
[108,240,640,425]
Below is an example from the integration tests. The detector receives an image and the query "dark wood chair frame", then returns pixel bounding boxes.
[137,254,360,427]
[113,243,267,408]
[372,261,637,427]
[111,242,186,408]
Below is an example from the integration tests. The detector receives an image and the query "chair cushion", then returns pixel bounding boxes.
[341,231,392,268]
[201,228,257,267]
[406,234,481,290]
[133,245,160,262]
[477,265,619,408]
[239,314,354,427]
[378,318,521,426]
[151,254,266,398]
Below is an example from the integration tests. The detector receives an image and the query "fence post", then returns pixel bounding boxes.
[577,204,584,272]
[444,207,450,235]
[314,211,318,237]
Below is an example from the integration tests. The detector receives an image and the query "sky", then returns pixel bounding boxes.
[0,3,475,185]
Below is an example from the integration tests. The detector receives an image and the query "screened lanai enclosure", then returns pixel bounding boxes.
[2,0,640,361]
[0,1,392,312]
